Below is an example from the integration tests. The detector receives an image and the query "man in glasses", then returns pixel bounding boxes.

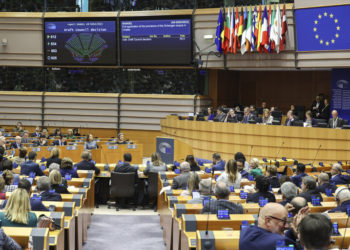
[239,202,308,250]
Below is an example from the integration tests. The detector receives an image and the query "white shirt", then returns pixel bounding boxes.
[216,172,242,189]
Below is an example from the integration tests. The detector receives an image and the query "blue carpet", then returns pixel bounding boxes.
[83,214,166,250]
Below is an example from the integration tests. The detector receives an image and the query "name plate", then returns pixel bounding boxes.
[47,147,54,151]
[108,145,118,150]
[66,146,77,150]
[127,144,136,149]
[32,147,41,152]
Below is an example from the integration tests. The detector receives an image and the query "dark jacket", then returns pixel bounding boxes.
[269,176,280,188]
[39,190,62,201]
[75,160,100,175]
[20,160,44,176]
[52,140,67,146]
[319,105,330,120]
[247,191,276,203]
[32,132,41,137]
[190,163,201,171]
[328,117,344,128]
[212,160,226,171]
[298,189,323,203]
[51,184,70,194]
[60,168,79,178]
[330,174,350,185]
[10,142,22,149]
[291,173,308,188]
[316,182,337,194]
[329,200,350,213]
[114,162,139,183]
[214,113,226,122]
[46,157,62,167]
[201,199,243,214]
[171,172,190,190]
[240,170,249,179]
[284,117,296,126]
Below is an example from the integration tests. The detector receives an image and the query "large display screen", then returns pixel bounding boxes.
[44,18,117,66]
[120,16,192,65]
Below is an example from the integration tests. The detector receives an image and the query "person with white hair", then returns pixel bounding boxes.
[280,182,298,206]
[328,187,350,213]
[330,163,350,185]
[10,136,22,149]
[171,162,191,189]
[0,137,6,150]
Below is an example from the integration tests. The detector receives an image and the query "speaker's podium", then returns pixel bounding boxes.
[156,137,193,164]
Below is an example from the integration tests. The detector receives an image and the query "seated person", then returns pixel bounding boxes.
[316,173,337,194]
[34,135,48,147]
[12,147,27,166]
[0,228,22,249]
[216,159,242,189]
[75,151,100,175]
[52,136,67,146]
[284,110,296,126]
[171,162,191,190]
[304,110,315,127]
[73,128,81,137]
[280,181,298,206]
[180,172,201,196]
[237,159,249,179]
[261,109,273,125]
[291,163,308,188]
[186,155,200,171]
[13,122,24,133]
[246,176,276,203]
[266,165,280,188]
[286,196,308,217]
[143,153,167,175]
[328,187,350,213]
[241,107,256,124]
[32,126,41,137]
[52,128,62,137]
[0,188,37,227]
[330,163,350,185]
[328,110,344,128]
[20,151,44,176]
[201,181,243,214]
[0,177,5,200]
[249,158,263,179]
[117,133,128,144]
[36,176,62,201]
[49,170,70,194]
[1,178,49,211]
[60,157,79,178]
[10,136,22,149]
[234,152,250,172]
[211,153,225,171]
[46,147,62,167]
[21,132,30,144]
[188,179,212,204]
[2,170,18,192]
[213,107,226,122]
[207,107,214,121]
[298,176,323,202]
[224,108,238,123]
[66,129,75,139]
[84,134,98,150]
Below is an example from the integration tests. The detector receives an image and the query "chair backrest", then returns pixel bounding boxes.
[314,119,326,125]
[147,172,159,199]
[110,172,136,199]
[271,111,283,120]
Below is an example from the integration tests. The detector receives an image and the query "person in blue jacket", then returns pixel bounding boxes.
[211,153,225,171]
[291,163,308,188]
[20,151,44,176]
[330,163,350,185]
[328,187,350,213]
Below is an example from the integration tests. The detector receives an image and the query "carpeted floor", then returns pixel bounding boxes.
[83,214,166,250]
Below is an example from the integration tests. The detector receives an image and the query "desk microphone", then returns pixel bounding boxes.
[203,167,215,249]
[249,145,254,161]
[275,141,284,161]
[311,145,322,167]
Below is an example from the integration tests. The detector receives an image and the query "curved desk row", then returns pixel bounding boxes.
[160,116,350,164]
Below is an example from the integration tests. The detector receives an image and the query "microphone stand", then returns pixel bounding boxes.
[203,167,215,249]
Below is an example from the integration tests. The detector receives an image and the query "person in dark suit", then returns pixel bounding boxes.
[247,176,276,203]
[330,163,350,185]
[60,157,79,178]
[298,176,323,202]
[20,151,44,176]
[329,187,350,213]
[212,153,226,171]
[284,110,296,126]
[185,155,200,171]
[49,170,70,194]
[241,107,256,124]
[201,181,243,214]
[328,110,344,128]
[21,132,30,144]
[266,165,280,188]
[75,151,100,175]
[280,181,298,206]
[10,136,22,149]
[1,178,49,211]
[304,110,316,127]
[52,136,67,146]
[46,147,62,167]
[224,109,238,123]
[318,98,331,120]
[311,95,324,117]
[316,173,337,194]
[171,162,191,189]
[32,126,41,138]
[291,163,308,188]
[114,153,139,180]
[213,107,226,122]
[37,176,62,201]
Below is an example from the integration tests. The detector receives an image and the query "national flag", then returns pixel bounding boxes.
[252,6,258,51]
[215,9,224,53]
[241,7,248,54]
[229,7,234,52]
[271,4,282,53]
[261,6,269,53]
[280,4,287,52]
[245,7,253,53]
[257,6,262,52]
[233,7,239,53]
[269,5,276,52]
[221,8,231,54]
[237,8,244,48]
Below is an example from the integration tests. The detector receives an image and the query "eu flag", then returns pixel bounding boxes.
[295,5,350,51]
[215,9,224,53]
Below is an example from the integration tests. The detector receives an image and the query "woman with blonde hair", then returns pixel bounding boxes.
[143,153,167,175]
[249,158,263,179]
[46,147,62,167]
[0,188,37,227]
[181,172,201,196]
[217,159,242,189]
[49,170,70,194]
[262,109,273,125]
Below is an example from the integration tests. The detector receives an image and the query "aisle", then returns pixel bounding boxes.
[83,207,166,250]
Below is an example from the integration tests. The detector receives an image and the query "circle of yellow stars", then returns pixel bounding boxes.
[313,12,340,46]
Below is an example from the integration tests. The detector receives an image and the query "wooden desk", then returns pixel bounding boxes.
[3,227,49,250]
[161,116,350,163]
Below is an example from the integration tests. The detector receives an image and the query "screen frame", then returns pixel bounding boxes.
[119,15,193,66]
[43,17,118,66]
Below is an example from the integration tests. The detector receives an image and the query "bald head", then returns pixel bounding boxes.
[332,110,338,119]
[318,173,329,185]
[258,203,288,235]
[290,196,308,215]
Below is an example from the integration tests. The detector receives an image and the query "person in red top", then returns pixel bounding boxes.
[0,177,6,200]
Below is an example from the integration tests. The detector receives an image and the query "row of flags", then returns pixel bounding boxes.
[215,5,288,55]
